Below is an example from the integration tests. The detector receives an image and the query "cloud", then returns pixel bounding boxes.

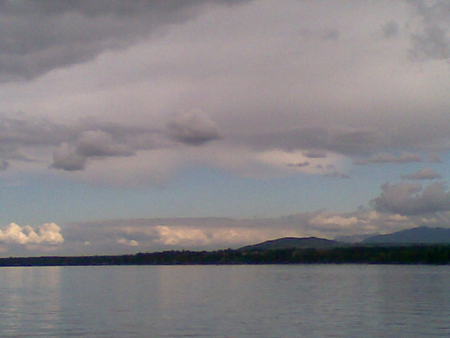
[166,111,221,145]
[0,112,223,172]
[372,181,450,215]
[65,217,310,251]
[152,224,306,247]
[0,116,127,169]
[52,143,87,171]
[51,130,134,170]
[310,214,360,229]
[409,0,450,60]
[58,185,450,253]
[117,238,139,247]
[355,153,422,165]
[0,160,8,171]
[287,161,310,168]
[0,222,64,245]
[238,128,380,156]
[402,168,442,180]
[382,20,400,38]
[324,171,351,179]
[254,149,347,177]
[429,154,442,163]
[0,0,251,82]
[62,206,450,253]
[0,116,66,145]
[322,30,340,41]
[303,151,327,159]
[0,0,449,186]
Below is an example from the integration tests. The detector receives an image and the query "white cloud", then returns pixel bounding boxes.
[117,238,139,247]
[0,222,64,245]
[310,214,361,229]
[151,225,305,247]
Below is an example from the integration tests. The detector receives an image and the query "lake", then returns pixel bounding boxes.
[0,265,448,337]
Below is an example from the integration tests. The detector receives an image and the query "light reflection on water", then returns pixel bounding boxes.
[0,265,448,337]
[0,267,61,336]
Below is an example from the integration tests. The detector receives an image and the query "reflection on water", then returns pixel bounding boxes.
[0,267,61,336]
[0,265,448,337]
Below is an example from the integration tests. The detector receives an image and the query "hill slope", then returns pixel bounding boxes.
[239,237,340,251]
[363,227,450,244]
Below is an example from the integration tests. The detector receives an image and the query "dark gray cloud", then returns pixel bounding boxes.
[237,127,380,156]
[382,20,400,38]
[0,115,146,170]
[75,130,133,157]
[0,116,78,164]
[51,130,134,171]
[402,168,442,180]
[303,151,327,159]
[166,111,221,145]
[409,0,450,60]
[372,181,450,215]
[0,116,74,146]
[52,144,87,171]
[232,118,449,161]
[0,0,251,82]
[0,160,8,171]
[322,30,340,41]
[0,113,221,171]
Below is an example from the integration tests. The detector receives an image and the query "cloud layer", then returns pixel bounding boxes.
[0,222,64,245]
[59,179,450,253]
[61,206,450,254]
[0,0,448,186]
[0,179,444,255]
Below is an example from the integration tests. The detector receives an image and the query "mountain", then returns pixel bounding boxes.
[239,237,341,251]
[363,227,450,244]
[335,233,379,243]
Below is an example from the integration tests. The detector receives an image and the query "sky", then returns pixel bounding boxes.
[0,0,449,256]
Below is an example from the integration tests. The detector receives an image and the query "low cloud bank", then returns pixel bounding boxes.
[3,180,450,255]
[63,191,450,255]
[0,222,64,245]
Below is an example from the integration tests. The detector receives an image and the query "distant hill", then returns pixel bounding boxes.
[335,233,379,243]
[239,237,341,251]
[363,227,450,244]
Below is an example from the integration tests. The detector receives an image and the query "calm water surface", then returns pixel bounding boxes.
[0,265,448,337]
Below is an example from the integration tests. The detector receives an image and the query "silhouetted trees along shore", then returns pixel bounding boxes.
[0,245,449,266]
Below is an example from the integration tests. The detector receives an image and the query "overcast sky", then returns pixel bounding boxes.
[0,0,449,256]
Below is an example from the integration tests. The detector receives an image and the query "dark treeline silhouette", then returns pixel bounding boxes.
[0,245,449,266]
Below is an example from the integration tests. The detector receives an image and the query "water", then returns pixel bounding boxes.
[0,265,448,337]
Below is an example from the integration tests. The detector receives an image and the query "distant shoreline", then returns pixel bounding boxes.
[1,245,449,266]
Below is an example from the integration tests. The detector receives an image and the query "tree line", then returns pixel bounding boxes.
[0,245,449,266]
